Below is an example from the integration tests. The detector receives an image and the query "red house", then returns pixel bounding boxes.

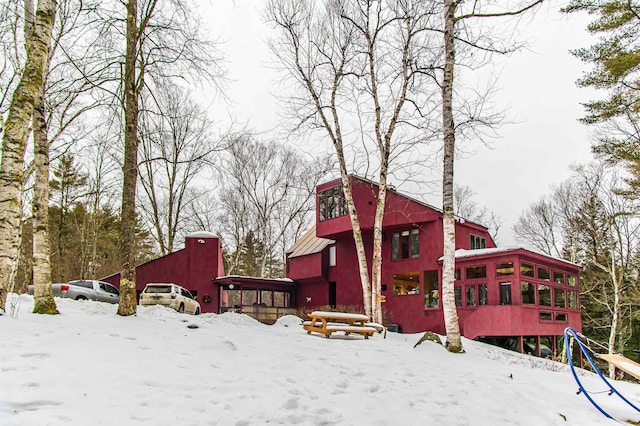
[103,232,298,322]
[103,176,581,356]
[286,176,581,356]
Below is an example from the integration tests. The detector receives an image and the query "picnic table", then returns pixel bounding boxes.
[301,311,385,339]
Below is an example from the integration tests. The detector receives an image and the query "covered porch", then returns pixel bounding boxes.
[213,276,298,324]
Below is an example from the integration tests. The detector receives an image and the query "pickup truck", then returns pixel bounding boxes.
[28,280,120,304]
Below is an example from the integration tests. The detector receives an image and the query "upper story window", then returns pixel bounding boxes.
[392,229,419,260]
[318,185,348,222]
[496,262,514,276]
[329,245,337,267]
[470,235,486,250]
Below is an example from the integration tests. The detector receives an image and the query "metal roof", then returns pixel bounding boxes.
[286,226,335,258]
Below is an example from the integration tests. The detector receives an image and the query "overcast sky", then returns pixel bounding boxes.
[202,1,598,247]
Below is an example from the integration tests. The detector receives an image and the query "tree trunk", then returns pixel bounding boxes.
[117,0,140,316]
[370,180,387,324]
[441,0,463,353]
[0,0,57,311]
[32,93,58,314]
[607,251,621,379]
[341,176,372,318]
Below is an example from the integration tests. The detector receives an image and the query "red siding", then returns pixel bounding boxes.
[290,176,582,340]
[102,234,223,313]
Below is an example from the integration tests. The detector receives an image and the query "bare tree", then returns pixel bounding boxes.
[0,0,57,312]
[453,184,502,241]
[514,162,640,378]
[217,135,329,277]
[137,84,219,255]
[267,0,441,322]
[110,0,223,316]
[439,0,543,352]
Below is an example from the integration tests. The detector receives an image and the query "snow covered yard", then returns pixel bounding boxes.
[1,294,638,425]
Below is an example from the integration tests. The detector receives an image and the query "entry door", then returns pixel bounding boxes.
[329,282,336,308]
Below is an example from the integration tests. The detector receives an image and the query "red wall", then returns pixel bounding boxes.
[290,177,582,339]
[102,234,223,313]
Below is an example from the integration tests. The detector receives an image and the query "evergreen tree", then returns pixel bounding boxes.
[565,1,640,192]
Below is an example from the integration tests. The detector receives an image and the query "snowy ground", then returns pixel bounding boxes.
[1,294,639,425]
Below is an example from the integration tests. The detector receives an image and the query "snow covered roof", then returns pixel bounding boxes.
[215,275,294,283]
[186,231,218,239]
[438,247,581,268]
[286,226,335,258]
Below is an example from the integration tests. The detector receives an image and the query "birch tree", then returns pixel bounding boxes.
[267,0,441,323]
[439,0,543,352]
[0,0,57,312]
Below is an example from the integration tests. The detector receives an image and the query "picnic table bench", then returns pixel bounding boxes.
[302,311,385,339]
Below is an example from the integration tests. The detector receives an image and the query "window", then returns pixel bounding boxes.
[538,267,550,281]
[392,233,400,260]
[465,283,487,307]
[500,282,512,305]
[455,269,461,280]
[319,192,326,221]
[273,291,291,308]
[496,262,514,276]
[392,272,419,296]
[470,235,486,250]
[329,245,336,267]
[539,312,553,321]
[568,275,577,286]
[318,185,348,221]
[520,263,534,277]
[454,286,462,306]
[242,289,257,305]
[555,313,567,322]
[260,290,273,306]
[538,284,551,306]
[466,265,486,279]
[554,287,566,308]
[392,229,419,260]
[521,281,536,304]
[553,272,565,284]
[479,284,488,305]
[466,285,476,307]
[411,230,419,258]
[401,231,410,259]
[568,291,578,309]
[424,270,439,308]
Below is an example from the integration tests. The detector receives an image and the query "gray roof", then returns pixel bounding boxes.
[286,226,335,258]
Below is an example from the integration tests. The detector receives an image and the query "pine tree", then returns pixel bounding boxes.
[565,1,640,191]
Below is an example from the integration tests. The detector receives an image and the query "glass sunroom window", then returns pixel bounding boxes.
[466,266,486,279]
[553,272,565,284]
[500,282,512,305]
[538,284,551,306]
[466,286,476,307]
[554,287,566,308]
[569,291,578,309]
[521,281,536,304]
[479,284,488,305]
[538,267,550,281]
[496,262,514,276]
[520,263,534,277]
